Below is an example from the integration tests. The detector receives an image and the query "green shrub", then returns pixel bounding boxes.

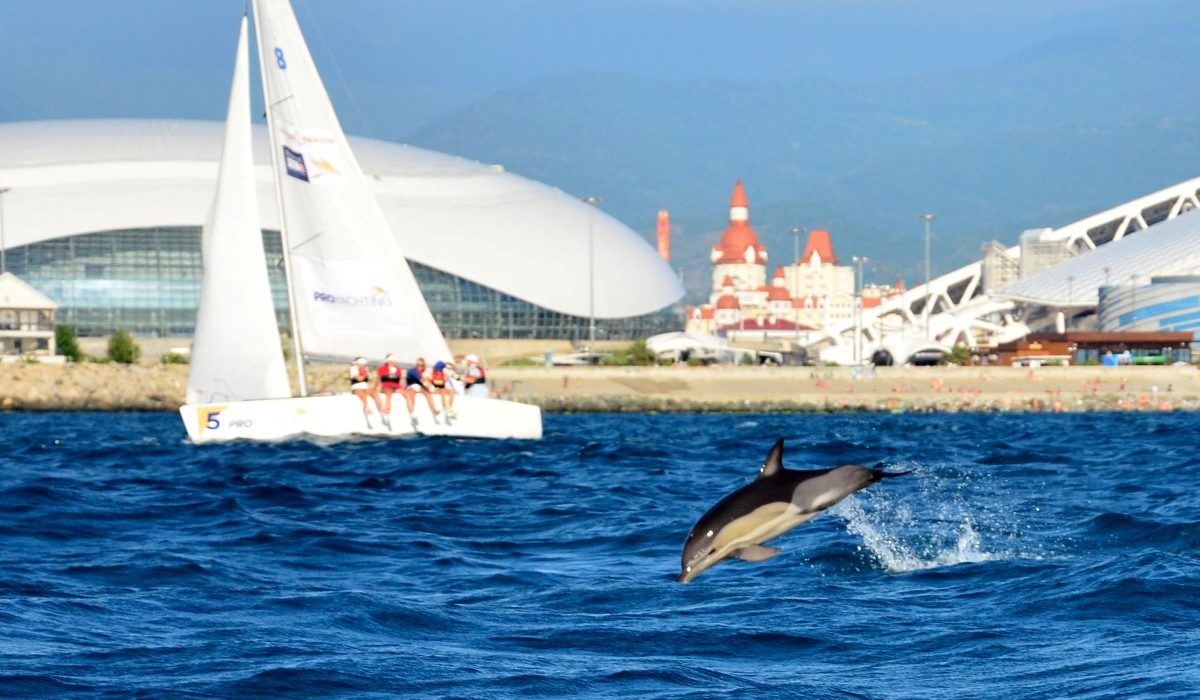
[106,330,142,364]
[502,357,539,367]
[946,345,973,366]
[56,325,83,362]
[160,351,189,365]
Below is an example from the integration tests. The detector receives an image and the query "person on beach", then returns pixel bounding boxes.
[349,357,385,427]
[429,360,458,418]
[462,353,489,397]
[376,354,404,418]
[403,357,441,426]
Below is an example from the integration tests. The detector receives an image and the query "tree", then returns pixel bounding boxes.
[55,325,83,362]
[107,330,142,364]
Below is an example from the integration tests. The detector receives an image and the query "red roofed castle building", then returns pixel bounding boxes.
[687,181,878,337]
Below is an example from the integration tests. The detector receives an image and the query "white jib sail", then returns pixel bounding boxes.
[251,0,453,365]
[186,15,292,405]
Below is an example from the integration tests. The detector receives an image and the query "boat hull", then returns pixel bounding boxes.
[180,393,542,443]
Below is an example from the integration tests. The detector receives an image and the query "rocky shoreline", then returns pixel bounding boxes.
[2,363,1197,414]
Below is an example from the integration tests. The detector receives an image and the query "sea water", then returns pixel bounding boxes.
[0,412,1197,698]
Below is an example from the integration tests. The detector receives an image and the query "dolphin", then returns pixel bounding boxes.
[678,438,909,583]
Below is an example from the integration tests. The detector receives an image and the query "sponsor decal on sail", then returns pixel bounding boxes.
[280,126,344,184]
[283,146,309,181]
[313,285,394,307]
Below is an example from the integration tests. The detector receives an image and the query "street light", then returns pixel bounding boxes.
[790,226,805,340]
[582,195,601,350]
[0,187,10,276]
[919,213,935,338]
[852,255,869,364]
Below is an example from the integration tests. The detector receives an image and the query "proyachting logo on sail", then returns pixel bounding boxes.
[312,286,394,307]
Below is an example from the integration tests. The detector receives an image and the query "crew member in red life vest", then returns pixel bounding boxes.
[402,357,441,427]
[429,360,458,418]
[350,357,385,426]
[462,353,489,397]
[376,354,404,417]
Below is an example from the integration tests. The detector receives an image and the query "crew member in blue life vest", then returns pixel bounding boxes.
[462,353,489,398]
[429,360,458,418]
[402,357,440,426]
[350,357,385,427]
[376,354,404,418]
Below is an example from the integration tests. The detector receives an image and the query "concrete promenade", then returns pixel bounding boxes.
[1,363,1197,413]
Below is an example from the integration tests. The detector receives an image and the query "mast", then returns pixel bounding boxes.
[250,0,308,396]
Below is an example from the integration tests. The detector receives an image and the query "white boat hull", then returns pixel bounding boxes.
[180,393,542,443]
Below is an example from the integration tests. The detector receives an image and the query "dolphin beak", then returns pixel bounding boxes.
[677,571,690,584]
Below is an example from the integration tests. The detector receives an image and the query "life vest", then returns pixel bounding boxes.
[349,365,370,386]
[378,363,402,384]
[405,367,425,387]
[430,368,446,388]
[471,364,487,385]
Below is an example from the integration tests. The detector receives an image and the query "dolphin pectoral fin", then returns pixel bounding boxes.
[732,545,781,562]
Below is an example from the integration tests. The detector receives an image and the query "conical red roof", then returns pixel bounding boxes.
[711,182,766,265]
[802,229,838,265]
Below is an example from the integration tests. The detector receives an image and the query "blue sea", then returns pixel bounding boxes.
[0,412,1197,698]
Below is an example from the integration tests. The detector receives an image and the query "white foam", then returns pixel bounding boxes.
[829,464,1050,573]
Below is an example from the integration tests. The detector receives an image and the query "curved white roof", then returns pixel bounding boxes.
[0,119,682,318]
[1001,209,1200,307]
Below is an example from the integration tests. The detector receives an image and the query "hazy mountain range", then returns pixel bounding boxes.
[406,3,1200,300]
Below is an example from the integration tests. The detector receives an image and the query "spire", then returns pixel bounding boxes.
[729,181,749,222]
[802,229,839,265]
[711,181,766,265]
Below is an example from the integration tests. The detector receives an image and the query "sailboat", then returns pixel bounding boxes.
[179,3,542,442]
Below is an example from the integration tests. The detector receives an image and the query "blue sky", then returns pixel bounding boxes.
[0,0,1154,136]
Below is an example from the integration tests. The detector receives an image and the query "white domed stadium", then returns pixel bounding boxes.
[0,119,683,339]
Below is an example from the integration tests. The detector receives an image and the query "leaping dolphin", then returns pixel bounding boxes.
[678,438,909,583]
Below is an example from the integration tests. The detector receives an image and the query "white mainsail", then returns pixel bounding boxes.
[186,16,291,405]
[251,0,452,365]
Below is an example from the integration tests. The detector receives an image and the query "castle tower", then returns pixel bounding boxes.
[709,181,767,292]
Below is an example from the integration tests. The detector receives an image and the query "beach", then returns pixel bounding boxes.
[1,362,1196,413]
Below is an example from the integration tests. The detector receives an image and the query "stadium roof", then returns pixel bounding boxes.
[0,119,683,319]
[1000,209,1200,307]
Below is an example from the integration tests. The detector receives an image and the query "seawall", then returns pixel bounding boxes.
[1,363,1198,413]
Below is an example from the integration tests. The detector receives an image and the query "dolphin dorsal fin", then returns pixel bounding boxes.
[758,438,785,479]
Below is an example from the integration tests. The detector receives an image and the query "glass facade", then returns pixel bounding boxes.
[5,227,679,340]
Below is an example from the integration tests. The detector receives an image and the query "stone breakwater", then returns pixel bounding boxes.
[1,363,1198,413]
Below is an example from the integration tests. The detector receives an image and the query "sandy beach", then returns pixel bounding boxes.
[1,362,1196,413]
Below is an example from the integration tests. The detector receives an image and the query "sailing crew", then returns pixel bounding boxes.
[462,353,489,397]
[350,357,385,425]
[429,360,458,418]
[377,354,404,417]
[403,357,440,426]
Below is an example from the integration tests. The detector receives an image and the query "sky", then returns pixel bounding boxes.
[2,0,1194,288]
[0,0,1154,137]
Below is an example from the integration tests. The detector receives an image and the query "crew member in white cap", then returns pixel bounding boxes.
[462,353,489,397]
[350,357,385,428]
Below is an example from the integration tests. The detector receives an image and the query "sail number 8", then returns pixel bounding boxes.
[275,47,287,69]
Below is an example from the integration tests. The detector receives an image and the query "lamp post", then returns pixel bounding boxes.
[0,187,10,276]
[852,255,869,364]
[790,226,805,342]
[919,213,935,338]
[582,195,600,350]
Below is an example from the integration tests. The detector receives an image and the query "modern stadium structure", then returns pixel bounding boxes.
[0,119,684,340]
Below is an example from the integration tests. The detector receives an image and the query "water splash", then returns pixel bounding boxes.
[830,463,1051,573]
